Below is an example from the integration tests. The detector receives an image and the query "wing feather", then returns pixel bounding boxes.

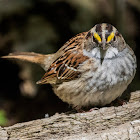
[37,32,89,84]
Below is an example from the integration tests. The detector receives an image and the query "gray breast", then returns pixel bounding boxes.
[84,50,136,92]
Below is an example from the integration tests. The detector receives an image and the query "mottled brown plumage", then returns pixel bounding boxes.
[37,32,89,84]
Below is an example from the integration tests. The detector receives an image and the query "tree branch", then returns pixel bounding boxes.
[1,91,140,140]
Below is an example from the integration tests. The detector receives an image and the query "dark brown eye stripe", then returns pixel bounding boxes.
[95,24,102,33]
[115,31,121,37]
[105,24,113,41]
[106,24,113,33]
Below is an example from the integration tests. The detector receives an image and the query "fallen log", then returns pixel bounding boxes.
[0,91,140,140]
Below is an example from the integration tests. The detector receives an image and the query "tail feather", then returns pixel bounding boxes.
[2,52,46,64]
[2,52,55,71]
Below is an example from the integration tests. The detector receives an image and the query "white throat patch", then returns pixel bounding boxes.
[84,47,119,59]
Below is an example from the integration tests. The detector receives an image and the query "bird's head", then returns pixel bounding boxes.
[84,23,126,59]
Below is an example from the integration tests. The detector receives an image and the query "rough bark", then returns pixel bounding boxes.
[0,91,140,140]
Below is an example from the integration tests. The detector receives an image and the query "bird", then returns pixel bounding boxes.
[2,23,137,110]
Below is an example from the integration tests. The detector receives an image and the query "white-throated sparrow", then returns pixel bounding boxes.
[2,23,137,109]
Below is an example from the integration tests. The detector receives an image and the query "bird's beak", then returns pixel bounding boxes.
[100,41,108,64]
[101,41,108,51]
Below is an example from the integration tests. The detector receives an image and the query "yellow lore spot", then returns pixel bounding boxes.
[107,32,114,43]
[94,33,101,43]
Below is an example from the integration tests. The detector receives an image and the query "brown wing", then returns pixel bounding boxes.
[37,32,89,84]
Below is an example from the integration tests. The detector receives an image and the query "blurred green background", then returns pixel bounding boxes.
[0,0,139,126]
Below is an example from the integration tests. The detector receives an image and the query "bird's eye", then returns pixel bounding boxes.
[108,41,111,44]
[93,36,98,44]
[113,36,116,41]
